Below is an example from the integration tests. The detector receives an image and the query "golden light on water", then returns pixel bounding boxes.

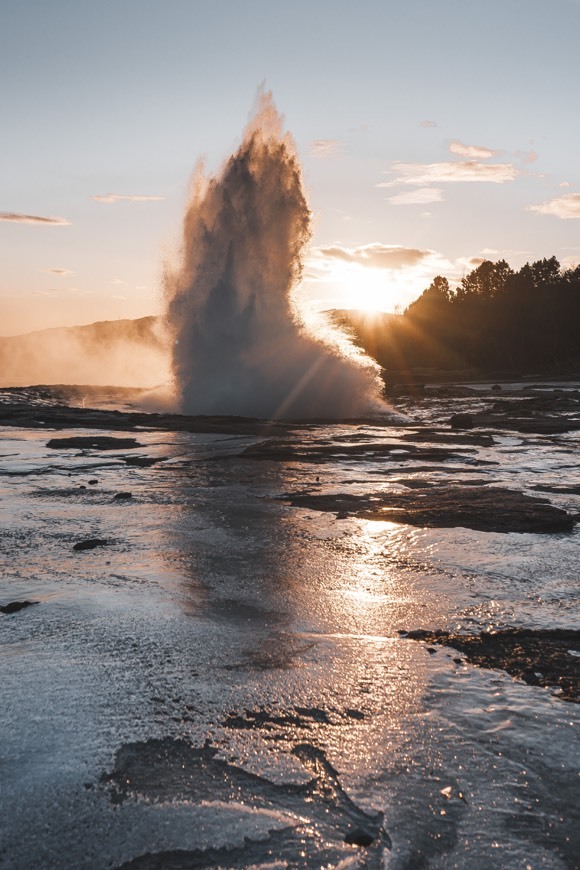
[328,518,419,636]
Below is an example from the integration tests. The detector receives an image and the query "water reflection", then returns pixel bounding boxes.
[5,420,578,865]
[157,435,440,800]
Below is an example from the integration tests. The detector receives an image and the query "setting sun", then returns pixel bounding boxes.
[345,267,400,312]
[302,253,431,315]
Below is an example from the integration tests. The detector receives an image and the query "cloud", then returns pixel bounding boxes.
[0,212,71,225]
[561,256,580,270]
[312,244,431,270]
[480,246,531,259]
[449,140,498,159]
[420,120,438,128]
[309,140,341,159]
[559,181,571,188]
[387,187,443,205]
[379,160,518,186]
[32,287,87,297]
[528,193,580,219]
[92,194,165,203]
[109,278,127,285]
[515,148,538,164]
[42,267,75,276]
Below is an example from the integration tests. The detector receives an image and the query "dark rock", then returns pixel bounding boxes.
[73,538,109,551]
[0,600,38,614]
[241,439,459,463]
[345,708,365,720]
[344,828,375,847]
[0,401,291,436]
[102,736,388,858]
[222,708,326,730]
[47,436,141,451]
[532,484,580,496]
[401,428,494,447]
[402,628,580,702]
[491,383,502,391]
[114,492,133,500]
[286,486,576,534]
[453,393,580,434]
[450,413,474,429]
[123,456,160,467]
[88,479,99,485]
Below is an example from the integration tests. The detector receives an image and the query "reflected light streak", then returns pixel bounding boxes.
[330,518,413,635]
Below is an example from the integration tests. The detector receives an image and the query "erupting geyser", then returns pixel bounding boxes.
[164,91,387,419]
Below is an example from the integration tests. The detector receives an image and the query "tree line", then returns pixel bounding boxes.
[337,257,580,377]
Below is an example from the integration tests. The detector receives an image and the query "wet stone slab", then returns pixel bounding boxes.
[102,737,389,868]
[402,628,580,702]
[285,485,577,534]
[47,435,143,450]
[241,438,462,463]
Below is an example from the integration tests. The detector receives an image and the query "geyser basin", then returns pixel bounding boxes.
[164,91,387,419]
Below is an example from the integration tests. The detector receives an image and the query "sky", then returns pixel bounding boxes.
[1,0,579,335]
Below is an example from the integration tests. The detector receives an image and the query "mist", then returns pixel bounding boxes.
[0,317,170,389]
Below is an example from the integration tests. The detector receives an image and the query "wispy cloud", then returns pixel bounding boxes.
[528,193,580,219]
[42,267,75,276]
[32,287,88,297]
[449,140,498,159]
[91,194,165,204]
[311,244,431,270]
[0,212,71,225]
[480,246,532,259]
[387,187,443,206]
[309,140,341,159]
[420,120,438,128]
[379,160,518,186]
[108,278,127,285]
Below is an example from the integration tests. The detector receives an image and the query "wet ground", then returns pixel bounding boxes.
[1,384,579,868]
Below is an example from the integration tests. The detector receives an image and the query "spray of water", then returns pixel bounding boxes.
[164,91,387,419]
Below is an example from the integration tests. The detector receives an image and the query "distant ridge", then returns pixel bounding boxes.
[2,315,162,343]
[0,316,170,388]
[0,309,391,390]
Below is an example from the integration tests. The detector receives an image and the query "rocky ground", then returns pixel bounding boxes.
[1,382,579,868]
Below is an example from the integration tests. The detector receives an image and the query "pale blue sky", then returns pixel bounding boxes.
[1,0,579,333]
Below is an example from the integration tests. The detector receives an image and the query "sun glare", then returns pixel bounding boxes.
[351,269,396,312]
[332,265,422,315]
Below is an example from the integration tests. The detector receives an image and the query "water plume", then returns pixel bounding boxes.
[164,91,387,419]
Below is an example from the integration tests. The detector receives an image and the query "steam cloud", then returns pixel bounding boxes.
[164,91,387,419]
